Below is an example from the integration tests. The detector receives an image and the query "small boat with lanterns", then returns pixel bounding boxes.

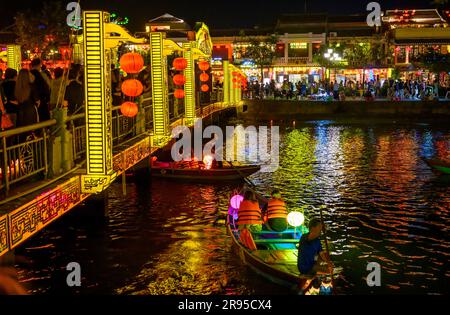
[425,158,450,175]
[226,192,335,295]
[150,158,261,181]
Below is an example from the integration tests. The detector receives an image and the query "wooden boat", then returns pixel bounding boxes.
[226,194,334,295]
[425,158,450,175]
[151,161,261,181]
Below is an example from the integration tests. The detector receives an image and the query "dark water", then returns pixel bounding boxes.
[15,119,450,295]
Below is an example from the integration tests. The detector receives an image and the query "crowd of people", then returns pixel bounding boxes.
[0,59,85,131]
[243,77,449,101]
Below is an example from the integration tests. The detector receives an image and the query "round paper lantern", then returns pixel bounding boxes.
[287,212,305,227]
[230,194,244,209]
[174,89,185,99]
[200,73,209,82]
[200,84,209,92]
[120,53,144,74]
[173,74,186,85]
[173,58,187,70]
[121,79,144,97]
[120,102,138,117]
[198,61,210,71]
[232,78,238,83]
[232,71,238,77]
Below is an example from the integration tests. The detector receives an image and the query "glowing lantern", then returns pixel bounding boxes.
[121,79,144,97]
[232,71,238,76]
[173,74,186,85]
[174,89,185,99]
[201,84,209,92]
[200,73,209,82]
[198,61,210,71]
[120,101,138,117]
[287,212,305,227]
[120,53,144,74]
[232,78,238,83]
[203,155,213,170]
[230,194,244,209]
[173,57,187,70]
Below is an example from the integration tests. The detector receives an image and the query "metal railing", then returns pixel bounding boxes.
[0,120,55,195]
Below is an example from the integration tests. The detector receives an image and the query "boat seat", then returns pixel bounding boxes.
[254,239,299,244]
[252,229,298,235]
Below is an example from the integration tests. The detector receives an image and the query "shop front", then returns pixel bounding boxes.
[330,68,391,84]
[270,66,324,84]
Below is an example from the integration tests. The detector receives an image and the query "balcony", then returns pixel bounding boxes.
[274,57,310,65]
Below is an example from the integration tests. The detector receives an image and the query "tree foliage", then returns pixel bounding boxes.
[14,1,69,56]
[420,48,450,75]
[343,42,385,68]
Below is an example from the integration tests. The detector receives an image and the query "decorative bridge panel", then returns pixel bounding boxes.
[0,215,8,256]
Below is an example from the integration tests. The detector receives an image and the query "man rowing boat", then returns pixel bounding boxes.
[297,218,334,276]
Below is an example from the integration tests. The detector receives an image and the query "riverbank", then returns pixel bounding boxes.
[238,99,450,121]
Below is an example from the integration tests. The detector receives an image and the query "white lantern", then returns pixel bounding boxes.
[287,212,305,227]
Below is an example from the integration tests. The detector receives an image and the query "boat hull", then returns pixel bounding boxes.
[151,165,261,181]
[425,159,450,175]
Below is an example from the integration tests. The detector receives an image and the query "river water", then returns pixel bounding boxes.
[15,119,450,295]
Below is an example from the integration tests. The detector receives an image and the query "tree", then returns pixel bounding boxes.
[14,1,69,58]
[236,32,279,84]
[431,0,448,7]
[420,48,450,85]
[343,42,385,83]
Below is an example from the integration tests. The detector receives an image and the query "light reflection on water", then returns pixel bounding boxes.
[15,120,450,295]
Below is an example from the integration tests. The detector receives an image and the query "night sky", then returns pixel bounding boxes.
[0,0,440,32]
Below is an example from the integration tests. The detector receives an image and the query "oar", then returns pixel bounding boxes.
[228,160,256,188]
[319,205,334,291]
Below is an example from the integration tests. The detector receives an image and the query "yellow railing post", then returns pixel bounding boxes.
[223,60,230,104]
[183,42,197,125]
[6,45,21,71]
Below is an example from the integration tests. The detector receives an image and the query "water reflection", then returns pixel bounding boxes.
[14,120,450,295]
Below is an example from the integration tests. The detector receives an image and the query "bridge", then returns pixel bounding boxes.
[0,11,246,258]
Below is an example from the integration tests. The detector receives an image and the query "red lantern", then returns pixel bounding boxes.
[198,61,210,71]
[232,71,238,76]
[121,79,144,97]
[120,53,144,74]
[173,74,186,85]
[120,102,139,118]
[201,84,209,92]
[200,73,209,82]
[173,58,188,70]
[174,89,185,99]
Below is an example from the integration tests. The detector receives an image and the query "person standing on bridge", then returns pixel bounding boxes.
[29,58,51,122]
[15,69,39,129]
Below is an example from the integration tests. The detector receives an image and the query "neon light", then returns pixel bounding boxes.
[183,42,196,123]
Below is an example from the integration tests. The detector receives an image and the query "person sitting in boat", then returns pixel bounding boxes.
[297,218,333,276]
[265,189,288,232]
[237,190,263,233]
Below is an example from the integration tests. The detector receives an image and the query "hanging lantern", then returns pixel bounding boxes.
[120,101,139,118]
[200,73,209,82]
[173,57,188,70]
[120,53,144,74]
[232,71,238,77]
[121,79,144,97]
[173,74,186,85]
[201,84,209,92]
[198,61,210,71]
[232,78,238,83]
[174,89,185,99]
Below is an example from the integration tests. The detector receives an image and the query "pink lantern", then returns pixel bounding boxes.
[230,194,244,209]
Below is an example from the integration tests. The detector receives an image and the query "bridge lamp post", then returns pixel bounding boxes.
[324,48,342,82]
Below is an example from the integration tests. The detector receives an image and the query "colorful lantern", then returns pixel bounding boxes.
[198,61,210,71]
[174,89,185,99]
[120,101,139,117]
[232,71,238,76]
[201,84,209,92]
[287,212,305,227]
[120,53,144,74]
[121,79,144,97]
[173,74,186,85]
[173,57,188,70]
[230,194,244,209]
[200,73,209,82]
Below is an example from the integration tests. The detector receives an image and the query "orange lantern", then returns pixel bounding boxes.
[198,61,210,71]
[201,84,209,92]
[174,89,185,99]
[173,58,188,70]
[120,53,144,74]
[200,73,209,82]
[121,79,144,97]
[232,71,238,76]
[173,74,186,85]
[232,78,238,83]
[120,102,139,117]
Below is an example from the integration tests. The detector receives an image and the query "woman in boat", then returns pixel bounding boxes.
[237,190,263,233]
[265,189,288,232]
[297,218,333,276]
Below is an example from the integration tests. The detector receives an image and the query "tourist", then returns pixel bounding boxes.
[15,69,39,128]
[297,218,333,275]
[64,69,84,115]
[29,58,51,122]
[49,67,65,111]
[237,190,263,233]
[265,189,288,232]
[1,68,18,127]
[333,81,340,100]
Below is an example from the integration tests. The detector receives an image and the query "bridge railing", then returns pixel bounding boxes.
[0,120,55,195]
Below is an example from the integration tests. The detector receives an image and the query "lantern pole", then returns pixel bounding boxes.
[223,60,230,104]
[183,42,197,126]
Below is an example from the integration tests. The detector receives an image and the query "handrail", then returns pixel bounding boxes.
[0,119,57,138]
[65,113,85,122]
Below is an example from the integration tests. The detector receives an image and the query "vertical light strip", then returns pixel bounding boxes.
[223,60,230,104]
[183,42,196,123]
[7,45,21,71]
[150,32,169,144]
[83,11,111,175]
[229,65,236,104]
